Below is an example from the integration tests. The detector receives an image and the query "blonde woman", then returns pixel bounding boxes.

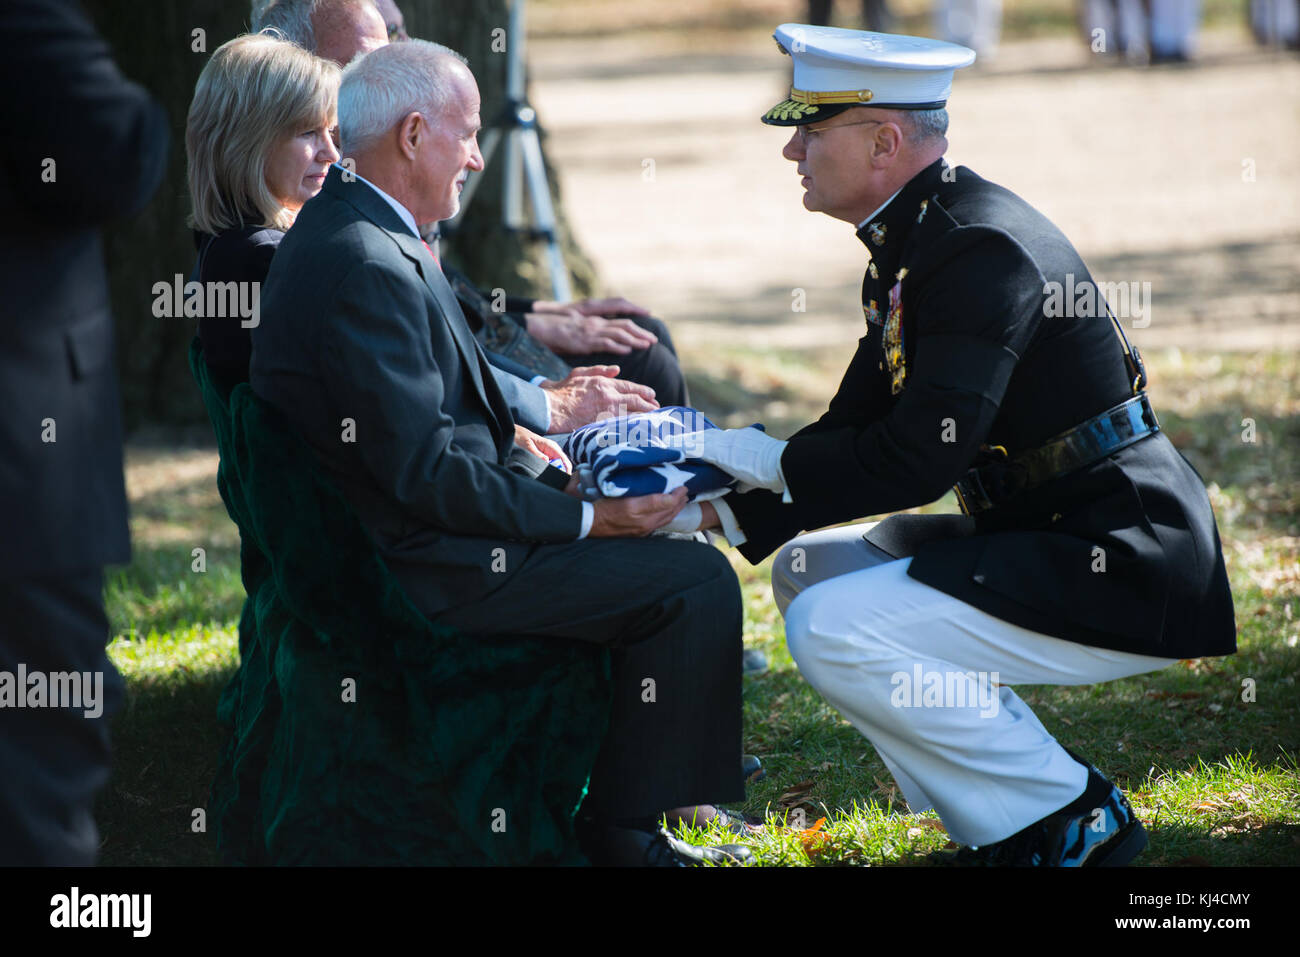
[186,32,340,380]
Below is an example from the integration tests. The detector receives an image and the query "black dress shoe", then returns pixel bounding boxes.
[663,829,754,866]
[578,820,753,867]
[713,806,766,836]
[742,754,765,783]
[939,759,1147,867]
[742,647,768,676]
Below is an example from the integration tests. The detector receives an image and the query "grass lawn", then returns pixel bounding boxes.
[99,347,1299,865]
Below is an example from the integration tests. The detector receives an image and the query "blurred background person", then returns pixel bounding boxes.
[1080,0,1201,64]
[1250,0,1299,48]
[1149,0,1201,62]
[186,33,341,383]
[935,0,1003,58]
[374,0,410,41]
[1079,0,1150,61]
[0,0,167,865]
[807,0,896,33]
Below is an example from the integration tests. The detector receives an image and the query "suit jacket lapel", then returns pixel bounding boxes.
[323,167,510,446]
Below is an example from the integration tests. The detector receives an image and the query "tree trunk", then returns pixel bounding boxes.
[406,0,599,300]
[86,0,596,429]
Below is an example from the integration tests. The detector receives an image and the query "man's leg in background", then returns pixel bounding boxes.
[0,569,125,865]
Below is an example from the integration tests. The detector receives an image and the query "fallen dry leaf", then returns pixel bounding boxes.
[799,818,831,856]
[776,779,815,809]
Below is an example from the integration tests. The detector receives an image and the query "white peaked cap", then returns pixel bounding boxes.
[763,23,975,125]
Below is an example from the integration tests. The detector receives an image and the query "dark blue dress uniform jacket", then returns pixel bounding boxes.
[729,158,1236,660]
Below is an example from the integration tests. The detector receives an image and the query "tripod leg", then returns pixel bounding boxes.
[519,125,572,301]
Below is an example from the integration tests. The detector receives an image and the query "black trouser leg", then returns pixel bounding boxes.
[559,315,690,408]
[430,536,743,819]
[0,569,124,865]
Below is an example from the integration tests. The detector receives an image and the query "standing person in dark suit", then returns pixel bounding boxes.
[679,24,1236,865]
[0,0,167,864]
[250,39,749,865]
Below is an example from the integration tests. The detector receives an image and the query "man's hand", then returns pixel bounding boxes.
[514,424,571,473]
[589,488,688,538]
[524,311,657,356]
[541,365,658,432]
[532,296,652,319]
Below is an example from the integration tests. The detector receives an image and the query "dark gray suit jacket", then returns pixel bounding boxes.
[251,167,584,615]
[0,0,168,577]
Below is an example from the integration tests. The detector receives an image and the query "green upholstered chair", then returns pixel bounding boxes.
[189,338,611,864]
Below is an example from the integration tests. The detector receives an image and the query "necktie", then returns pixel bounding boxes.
[421,240,441,270]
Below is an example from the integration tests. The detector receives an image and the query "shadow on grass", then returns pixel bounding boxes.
[96,659,232,866]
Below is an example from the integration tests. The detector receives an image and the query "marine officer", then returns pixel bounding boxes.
[677,23,1237,866]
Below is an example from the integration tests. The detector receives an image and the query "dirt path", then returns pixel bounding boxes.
[529,27,1300,354]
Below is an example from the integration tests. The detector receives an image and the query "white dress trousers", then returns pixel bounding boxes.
[772,522,1177,847]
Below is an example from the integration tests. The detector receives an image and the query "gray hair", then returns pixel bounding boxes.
[339,39,468,154]
[253,0,379,51]
[252,0,319,48]
[903,108,949,145]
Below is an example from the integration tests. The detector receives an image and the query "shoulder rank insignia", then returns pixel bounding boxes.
[863,298,881,326]
[917,199,929,224]
[867,260,878,280]
[883,279,906,394]
[867,221,886,247]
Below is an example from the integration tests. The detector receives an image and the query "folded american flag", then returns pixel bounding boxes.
[562,406,739,502]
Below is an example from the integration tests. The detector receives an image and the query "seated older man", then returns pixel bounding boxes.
[250,39,748,866]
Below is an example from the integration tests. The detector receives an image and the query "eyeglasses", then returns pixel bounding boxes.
[795,118,883,145]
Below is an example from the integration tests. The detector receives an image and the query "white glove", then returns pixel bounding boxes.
[575,464,601,501]
[654,501,702,534]
[667,427,789,496]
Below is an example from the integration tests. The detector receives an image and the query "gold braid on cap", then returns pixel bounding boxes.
[766,100,821,121]
[790,87,875,104]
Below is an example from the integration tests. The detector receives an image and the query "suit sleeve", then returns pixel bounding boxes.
[487,362,551,433]
[0,0,169,226]
[732,228,1044,562]
[320,258,584,542]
